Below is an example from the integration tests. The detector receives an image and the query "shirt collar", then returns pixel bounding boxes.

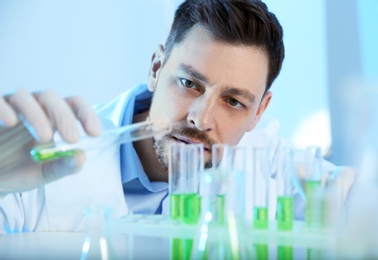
[115,83,167,192]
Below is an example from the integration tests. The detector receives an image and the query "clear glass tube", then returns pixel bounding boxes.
[324,171,346,230]
[168,142,204,260]
[80,206,115,260]
[192,144,251,259]
[276,147,295,231]
[31,120,171,162]
[304,146,326,229]
[250,146,271,260]
[276,147,295,260]
[251,146,270,230]
[302,146,328,259]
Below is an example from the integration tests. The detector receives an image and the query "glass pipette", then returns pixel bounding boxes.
[30,120,171,163]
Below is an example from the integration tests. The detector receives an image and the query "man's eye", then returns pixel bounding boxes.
[226,98,245,108]
[180,78,197,89]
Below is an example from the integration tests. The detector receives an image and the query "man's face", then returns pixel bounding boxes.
[148,26,271,171]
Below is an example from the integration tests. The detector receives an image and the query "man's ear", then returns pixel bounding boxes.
[246,91,272,132]
[148,44,165,92]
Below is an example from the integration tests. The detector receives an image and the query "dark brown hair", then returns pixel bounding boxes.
[164,0,284,91]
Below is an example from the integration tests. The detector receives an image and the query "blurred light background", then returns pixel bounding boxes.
[0,0,377,165]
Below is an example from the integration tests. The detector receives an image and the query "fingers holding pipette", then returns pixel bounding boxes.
[34,91,102,141]
[4,89,55,142]
[34,89,101,143]
[1,89,101,143]
[0,95,19,127]
[65,95,102,137]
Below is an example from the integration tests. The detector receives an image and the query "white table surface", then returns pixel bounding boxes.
[0,232,170,259]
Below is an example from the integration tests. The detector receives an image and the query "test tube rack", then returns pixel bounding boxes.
[111,214,337,249]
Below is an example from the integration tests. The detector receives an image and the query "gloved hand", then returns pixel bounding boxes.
[0,89,101,198]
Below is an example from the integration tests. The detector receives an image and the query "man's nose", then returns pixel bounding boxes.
[187,95,216,132]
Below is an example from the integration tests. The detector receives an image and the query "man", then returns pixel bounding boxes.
[0,1,349,233]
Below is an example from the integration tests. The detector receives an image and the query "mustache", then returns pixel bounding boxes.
[170,127,216,150]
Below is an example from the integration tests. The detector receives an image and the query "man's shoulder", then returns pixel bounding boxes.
[92,83,151,127]
[93,83,149,111]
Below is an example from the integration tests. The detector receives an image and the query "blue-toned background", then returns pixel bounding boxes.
[0,0,377,165]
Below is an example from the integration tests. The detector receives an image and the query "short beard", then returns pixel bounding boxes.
[152,136,170,173]
[152,127,215,176]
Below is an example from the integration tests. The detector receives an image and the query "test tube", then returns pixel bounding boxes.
[252,146,270,229]
[303,146,327,259]
[324,171,346,230]
[304,146,325,229]
[224,145,250,259]
[169,142,203,223]
[80,206,115,260]
[251,146,270,260]
[276,147,295,231]
[168,142,204,260]
[192,144,251,259]
[210,144,246,225]
[31,120,171,162]
[210,144,229,226]
[275,147,295,260]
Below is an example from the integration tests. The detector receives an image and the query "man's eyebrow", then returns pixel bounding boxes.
[225,88,256,104]
[179,63,257,104]
[179,64,208,83]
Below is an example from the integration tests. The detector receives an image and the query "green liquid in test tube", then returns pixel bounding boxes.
[253,207,269,260]
[179,193,201,224]
[217,194,225,225]
[168,143,204,260]
[305,146,326,229]
[253,207,269,229]
[170,194,181,219]
[305,180,326,260]
[276,196,294,260]
[31,121,171,162]
[170,193,182,259]
[180,193,201,260]
[255,245,269,260]
[275,148,295,260]
[305,180,323,228]
[170,193,201,260]
[276,195,294,231]
[278,246,293,259]
[251,147,270,260]
[192,145,251,259]
[31,149,81,162]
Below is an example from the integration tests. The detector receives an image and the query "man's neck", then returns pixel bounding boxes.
[132,111,168,183]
